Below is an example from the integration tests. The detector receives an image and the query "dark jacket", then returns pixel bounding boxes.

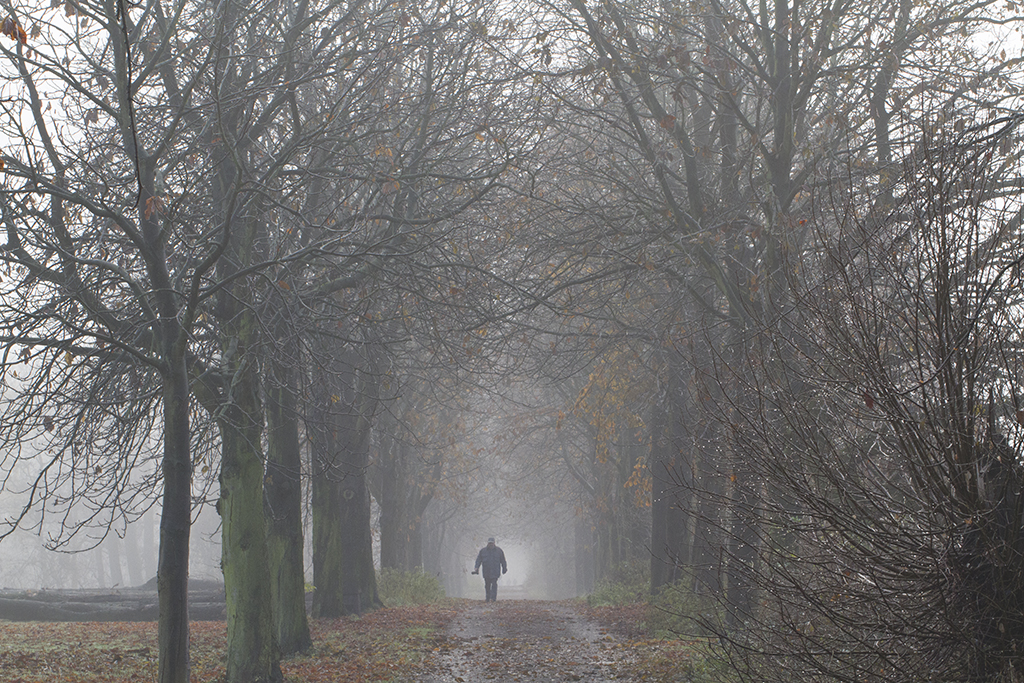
[474,544,507,580]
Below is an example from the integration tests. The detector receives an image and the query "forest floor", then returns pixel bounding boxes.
[0,598,711,682]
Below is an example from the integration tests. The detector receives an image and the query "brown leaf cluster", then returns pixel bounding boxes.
[1,17,26,45]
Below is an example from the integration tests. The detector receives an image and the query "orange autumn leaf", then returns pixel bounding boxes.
[1,17,27,44]
[143,196,164,220]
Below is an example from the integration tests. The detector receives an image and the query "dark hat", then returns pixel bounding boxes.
[488,537,495,543]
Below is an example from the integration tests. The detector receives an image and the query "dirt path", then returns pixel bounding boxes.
[417,600,635,682]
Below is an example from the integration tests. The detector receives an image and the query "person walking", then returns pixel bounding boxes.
[472,537,507,602]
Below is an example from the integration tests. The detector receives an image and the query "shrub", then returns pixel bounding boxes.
[377,568,447,606]
[648,577,723,639]
[586,559,650,607]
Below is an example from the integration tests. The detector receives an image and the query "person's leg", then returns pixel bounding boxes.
[485,578,496,601]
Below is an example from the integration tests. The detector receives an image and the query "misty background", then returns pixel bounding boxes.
[0,0,1023,680]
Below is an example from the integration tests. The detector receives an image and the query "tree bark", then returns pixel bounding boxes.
[158,355,192,683]
[406,515,423,571]
[310,348,381,616]
[265,359,312,655]
[650,384,690,592]
[217,343,281,682]
[377,435,408,571]
[574,515,595,595]
[311,434,345,617]
[215,210,281,681]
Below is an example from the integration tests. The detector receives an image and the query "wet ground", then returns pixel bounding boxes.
[417,600,635,682]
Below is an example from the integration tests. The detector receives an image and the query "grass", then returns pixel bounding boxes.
[586,559,650,607]
[583,603,732,683]
[376,568,447,606]
[583,562,734,683]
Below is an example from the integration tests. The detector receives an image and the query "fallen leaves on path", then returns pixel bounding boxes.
[0,603,457,683]
[419,600,641,682]
[287,604,458,682]
[0,601,718,683]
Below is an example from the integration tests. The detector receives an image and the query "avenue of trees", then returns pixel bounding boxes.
[0,0,1021,681]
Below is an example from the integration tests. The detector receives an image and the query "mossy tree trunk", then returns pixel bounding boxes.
[210,113,280,678]
[265,358,312,655]
[217,307,281,683]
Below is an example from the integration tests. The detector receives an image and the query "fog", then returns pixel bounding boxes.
[0,397,605,600]
[0,486,590,601]
[1,0,1021,678]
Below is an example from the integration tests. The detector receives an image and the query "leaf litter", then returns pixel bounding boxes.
[0,600,705,682]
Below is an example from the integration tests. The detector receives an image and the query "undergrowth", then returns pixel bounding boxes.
[376,568,447,606]
[586,559,650,607]
[585,561,732,683]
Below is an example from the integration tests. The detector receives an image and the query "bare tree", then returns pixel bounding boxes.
[690,113,1024,682]
[514,0,1024,627]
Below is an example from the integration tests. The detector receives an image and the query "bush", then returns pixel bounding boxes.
[586,559,650,607]
[648,577,723,639]
[377,568,447,606]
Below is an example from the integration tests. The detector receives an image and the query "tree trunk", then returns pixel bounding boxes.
[377,437,407,571]
[338,473,380,613]
[265,359,312,655]
[158,357,193,683]
[574,516,595,595]
[93,545,106,588]
[313,445,381,615]
[217,313,281,683]
[422,515,443,578]
[403,457,440,572]
[407,516,423,571]
[651,350,694,592]
[311,437,345,617]
[107,538,124,588]
[310,348,381,616]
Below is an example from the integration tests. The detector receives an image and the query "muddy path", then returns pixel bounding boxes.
[417,600,635,682]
